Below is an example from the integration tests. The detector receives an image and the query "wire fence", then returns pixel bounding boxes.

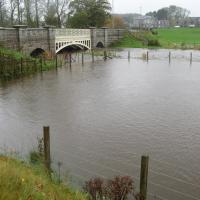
[64,49,200,70]
[0,126,200,200]
[43,127,200,200]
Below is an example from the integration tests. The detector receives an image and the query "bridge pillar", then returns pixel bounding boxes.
[90,27,97,49]
[101,27,108,48]
[43,25,56,55]
[13,25,27,51]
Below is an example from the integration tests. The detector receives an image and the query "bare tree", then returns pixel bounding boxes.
[0,0,6,25]
[34,0,39,27]
[9,0,17,25]
[24,0,32,26]
[55,0,69,27]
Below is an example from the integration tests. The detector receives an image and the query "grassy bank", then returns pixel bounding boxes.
[111,28,200,50]
[0,156,87,200]
[0,48,59,81]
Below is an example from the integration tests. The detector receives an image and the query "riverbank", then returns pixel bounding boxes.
[0,48,59,80]
[111,28,200,50]
[0,156,87,200]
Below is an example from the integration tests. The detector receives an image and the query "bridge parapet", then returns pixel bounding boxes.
[55,29,90,37]
[55,29,91,53]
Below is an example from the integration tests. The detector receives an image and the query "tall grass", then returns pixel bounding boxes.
[0,156,88,200]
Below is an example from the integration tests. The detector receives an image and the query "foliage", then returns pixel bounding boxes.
[146,5,190,26]
[68,0,111,28]
[84,176,139,200]
[30,137,44,164]
[0,156,88,200]
[105,16,127,29]
[0,47,61,81]
[0,0,70,28]
[44,4,58,27]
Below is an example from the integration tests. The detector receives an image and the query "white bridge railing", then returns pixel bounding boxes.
[55,29,91,53]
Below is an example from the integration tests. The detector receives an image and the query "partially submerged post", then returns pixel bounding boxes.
[82,52,84,65]
[43,126,51,173]
[92,50,95,62]
[140,155,149,200]
[104,50,107,60]
[55,54,58,69]
[190,52,193,65]
[69,53,72,68]
[128,51,131,60]
[169,51,171,64]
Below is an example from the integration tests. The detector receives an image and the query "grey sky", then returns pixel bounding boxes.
[110,0,200,17]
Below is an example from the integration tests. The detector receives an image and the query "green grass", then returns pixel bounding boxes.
[0,48,27,60]
[0,48,61,80]
[157,28,200,47]
[111,28,200,50]
[0,156,88,200]
[111,33,147,48]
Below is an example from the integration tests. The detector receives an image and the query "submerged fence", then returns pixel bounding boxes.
[1,48,200,81]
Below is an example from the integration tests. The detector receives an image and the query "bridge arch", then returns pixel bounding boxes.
[96,41,105,48]
[56,42,90,54]
[30,48,45,57]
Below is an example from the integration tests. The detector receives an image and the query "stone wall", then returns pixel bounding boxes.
[0,27,55,55]
[91,28,126,48]
[0,28,18,50]
[0,27,126,55]
[19,28,55,54]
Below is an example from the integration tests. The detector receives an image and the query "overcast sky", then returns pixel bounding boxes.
[110,0,200,17]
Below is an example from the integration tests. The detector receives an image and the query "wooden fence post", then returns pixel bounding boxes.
[40,58,43,71]
[104,50,107,60]
[82,53,84,65]
[140,155,149,200]
[69,53,72,68]
[169,51,171,63]
[128,51,130,60]
[92,50,94,62]
[56,54,58,69]
[20,57,23,74]
[43,126,51,173]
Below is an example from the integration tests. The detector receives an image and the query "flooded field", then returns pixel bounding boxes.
[0,49,200,200]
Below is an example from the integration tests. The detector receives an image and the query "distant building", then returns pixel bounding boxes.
[189,17,200,27]
[157,20,170,28]
[132,16,157,29]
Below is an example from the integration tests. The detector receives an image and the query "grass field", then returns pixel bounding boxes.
[0,156,87,200]
[157,28,200,46]
[111,28,200,49]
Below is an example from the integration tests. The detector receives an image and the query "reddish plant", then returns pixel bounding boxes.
[84,177,104,200]
[106,176,134,200]
[84,176,139,200]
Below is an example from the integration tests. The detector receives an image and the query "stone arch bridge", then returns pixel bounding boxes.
[0,26,125,55]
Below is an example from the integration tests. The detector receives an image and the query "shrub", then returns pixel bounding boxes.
[147,39,160,46]
[84,176,140,200]
[150,29,158,35]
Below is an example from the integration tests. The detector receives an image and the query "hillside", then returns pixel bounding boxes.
[0,156,87,200]
[111,28,200,49]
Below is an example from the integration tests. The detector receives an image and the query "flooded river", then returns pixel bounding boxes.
[0,49,200,200]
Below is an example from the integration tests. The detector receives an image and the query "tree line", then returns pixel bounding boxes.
[146,5,191,26]
[0,0,111,28]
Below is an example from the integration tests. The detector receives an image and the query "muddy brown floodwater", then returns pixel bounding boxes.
[0,49,200,200]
